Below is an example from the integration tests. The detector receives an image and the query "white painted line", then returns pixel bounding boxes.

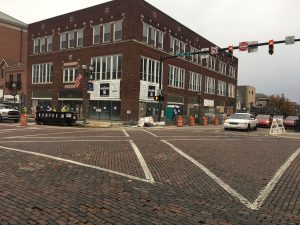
[141,129,158,137]
[129,140,154,182]
[5,136,128,139]
[162,140,257,210]
[0,145,154,184]
[251,147,300,209]
[6,130,97,138]
[0,140,131,143]
[122,129,130,137]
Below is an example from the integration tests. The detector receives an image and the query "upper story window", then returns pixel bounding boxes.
[103,23,111,43]
[217,80,226,96]
[208,56,216,70]
[93,25,100,44]
[142,22,164,50]
[91,54,122,81]
[32,62,53,84]
[68,31,75,48]
[168,65,185,89]
[40,37,46,53]
[205,76,215,94]
[189,72,201,92]
[114,20,122,41]
[200,54,209,67]
[60,32,67,49]
[33,38,39,53]
[77,29,83,47]
[228,83,235,98]
[229,66,236,78]
[169,35,186,56]
[63,67,78,83]
[47,36,52,51]
[190,46,200,64]
[140,56,160,84]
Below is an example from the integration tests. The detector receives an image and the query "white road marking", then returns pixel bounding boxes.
[251,147,300,209]
[141,129,158,137]
[0,140,131,143]
[122,129,130,137]
[162,140,300,210]
[129,140,154,182]
[0,145,155,184]
[5,136,128,139]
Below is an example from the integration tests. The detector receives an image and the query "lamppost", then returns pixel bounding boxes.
[81,64,94,122]
[10,82,17,109]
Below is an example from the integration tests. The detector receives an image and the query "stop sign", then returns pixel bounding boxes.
[239,42,249,51]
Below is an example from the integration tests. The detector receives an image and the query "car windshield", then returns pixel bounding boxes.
[230,114,250,120]
[285,116,298,120]
[256,115,270,119]
[273,115,283,119]
[0,104,12,109]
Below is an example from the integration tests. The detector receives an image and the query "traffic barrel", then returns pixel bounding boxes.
[20,113,27,126]
[214,116,219,125]
[202,116,207,126]
[189,116,195,126]
[177,116,183,127]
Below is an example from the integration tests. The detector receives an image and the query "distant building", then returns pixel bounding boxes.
[27,0,238,121]
[237,85,256,113]
[0,11,27,108]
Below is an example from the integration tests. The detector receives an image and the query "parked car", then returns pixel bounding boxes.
[0,103,20,122]
[255,114,272,128]
[283,116,298,128]
[272,115,284,120]
[224,113,258,131]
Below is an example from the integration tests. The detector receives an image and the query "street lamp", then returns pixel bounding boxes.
[11,82,17,109]
[81,64,94,122]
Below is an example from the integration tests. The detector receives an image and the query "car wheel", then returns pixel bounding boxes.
[0,116,3,122]
[246,124,251,131]
[224,127,228,131]
[253,125,257,130]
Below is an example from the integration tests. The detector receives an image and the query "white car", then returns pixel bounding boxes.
[224,113,258,131]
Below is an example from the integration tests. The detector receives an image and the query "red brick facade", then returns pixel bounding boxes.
[0,17,27,107]
[27,0,238,121]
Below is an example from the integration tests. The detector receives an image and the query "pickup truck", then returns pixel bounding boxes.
[0,103,20,122]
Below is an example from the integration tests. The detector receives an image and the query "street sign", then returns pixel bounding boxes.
[210,46,218,55]
[285,36,295,45]
[176,52,192,57]
[247,41,258,53]
[239,42,249,51]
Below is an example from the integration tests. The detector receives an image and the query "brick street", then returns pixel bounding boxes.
[0,123,299,224]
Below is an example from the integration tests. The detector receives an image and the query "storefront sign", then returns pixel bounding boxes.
[203,99,215,107]
[100,83,110,96]
[148,85,156,98]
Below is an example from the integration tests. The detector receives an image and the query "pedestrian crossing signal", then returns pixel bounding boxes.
[154,95,164,101]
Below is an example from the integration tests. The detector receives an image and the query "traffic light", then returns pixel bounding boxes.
[228,45,233,58]
[268,39,274,55]
[154,95,164,101]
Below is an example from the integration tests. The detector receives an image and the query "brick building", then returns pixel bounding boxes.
[27,0,238,121]
[0,11,27,108]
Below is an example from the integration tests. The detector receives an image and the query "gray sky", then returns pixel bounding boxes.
[2,0,300,102]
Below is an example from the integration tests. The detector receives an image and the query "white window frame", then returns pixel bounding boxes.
[40,37,46,53]
[32,62,53,84]
[228,83,235,98]
[91,54,122,81]
[205,77,215,94]
[77,29,83,47]
[113,20,122,41]
[47,36,52,51]
[149,26,156,46]
[157,30,163,49]
[217,80,226,96]
[63,67,78,83]
[169,36,175,54]
[188,72,201,92]
[140,56,160,84]
[142,23,149,43]
[103,23,111,43]
[68,31,75,48]
[33,38,39,54]
[93,25,100,44]
[60,32,67,49]
[168,65,185,89]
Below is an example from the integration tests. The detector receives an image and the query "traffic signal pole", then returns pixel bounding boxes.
[157,37,299,122]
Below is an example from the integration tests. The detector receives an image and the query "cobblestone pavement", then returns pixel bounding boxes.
[0,123,299,224]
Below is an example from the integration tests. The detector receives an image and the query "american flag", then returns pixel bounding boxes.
[75,73,83,88]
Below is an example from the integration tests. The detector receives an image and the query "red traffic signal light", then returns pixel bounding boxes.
[228,45,233,57]
[268,39,274,55]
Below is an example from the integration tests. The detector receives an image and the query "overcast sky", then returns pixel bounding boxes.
[2,0,300,102]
